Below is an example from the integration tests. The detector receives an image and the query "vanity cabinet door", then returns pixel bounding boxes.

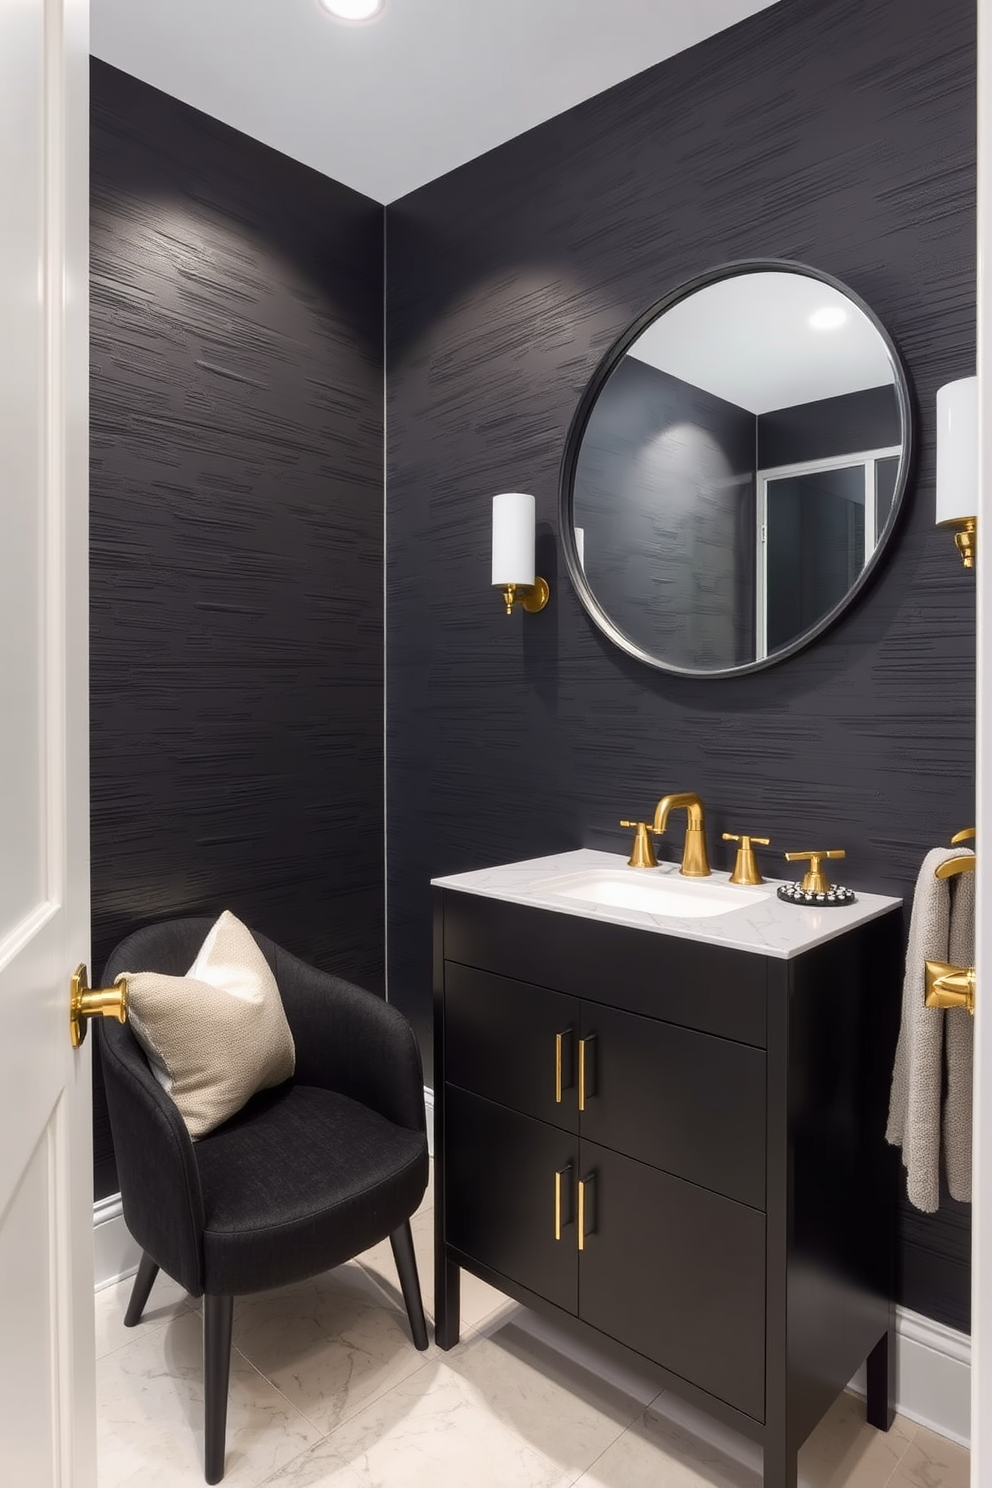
[444,1085,579,1314]
[577,1141,766,1422]
[577,1006,766,1209]
[444,963,580,1131]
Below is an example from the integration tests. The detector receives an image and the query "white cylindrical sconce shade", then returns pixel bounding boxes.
[936,376,978,525]
[492,492,536,586]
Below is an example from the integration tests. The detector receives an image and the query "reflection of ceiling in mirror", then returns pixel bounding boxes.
[626,273,895,415]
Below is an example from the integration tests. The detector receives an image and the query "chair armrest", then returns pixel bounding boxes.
[98,1022,206,1297]
[269,944,426,1133]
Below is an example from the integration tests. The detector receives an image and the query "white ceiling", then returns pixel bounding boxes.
[91,0,781,204]
[628,273,896,414]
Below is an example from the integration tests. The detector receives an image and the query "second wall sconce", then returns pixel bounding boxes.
[936,375,978,569]
[492,492,550,614]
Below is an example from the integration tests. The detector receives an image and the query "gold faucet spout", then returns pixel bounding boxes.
[651,793,710,877]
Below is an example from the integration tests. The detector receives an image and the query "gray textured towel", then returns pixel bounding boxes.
[886,846,975,1213]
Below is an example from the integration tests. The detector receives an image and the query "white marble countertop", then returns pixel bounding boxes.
[432,848,902,960]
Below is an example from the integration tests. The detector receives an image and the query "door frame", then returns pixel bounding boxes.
[972,0,988,1479]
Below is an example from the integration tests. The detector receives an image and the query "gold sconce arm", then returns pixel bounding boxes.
[501,578,550,615]
[70,965,128,1049]
[925,960,976,1016]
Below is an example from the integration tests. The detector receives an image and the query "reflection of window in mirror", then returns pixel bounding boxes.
[757,444,901,660]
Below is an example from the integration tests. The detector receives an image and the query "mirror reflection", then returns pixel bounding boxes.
[565,265,910,677]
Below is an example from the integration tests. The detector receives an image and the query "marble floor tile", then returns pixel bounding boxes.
[798,1392,917,1488]
[320,1354,575,1488]
[570,1399,762,1488]
[96,1309,323,1488]
[231,1268,435,1436]
[95,1270,195,1361]
[432,1318,654,1478]
[887,1425,971,1488]
[472,1300,670,1406]
[570,1389,921,1488]
[356,1204,512,1335]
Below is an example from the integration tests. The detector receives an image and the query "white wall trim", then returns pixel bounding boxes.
[424,1084,434,1157]
[92,1195,142,1292]
[846,1307,970,1448]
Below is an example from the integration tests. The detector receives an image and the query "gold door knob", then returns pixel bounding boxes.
[70,965,128,1049]
[784,849,845,895]
[723,833,770,886]
[619,820,658,868]
[925,961,976,1016]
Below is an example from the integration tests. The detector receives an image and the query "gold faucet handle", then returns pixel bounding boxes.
[784,849,846,895]
[619,819,658,869]
[722,833,770,887]
[951,828,976,844]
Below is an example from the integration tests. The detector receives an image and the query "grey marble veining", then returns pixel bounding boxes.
[432,849,901,959]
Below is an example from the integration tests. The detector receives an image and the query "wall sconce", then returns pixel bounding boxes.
[936,376,978,569]
[491,492,550,614]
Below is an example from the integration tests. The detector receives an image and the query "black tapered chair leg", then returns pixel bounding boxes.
[123,1252,160,1327]
[203,1294,234,1485]
[390,1221,429,1350]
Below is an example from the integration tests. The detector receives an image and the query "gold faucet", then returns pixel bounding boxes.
[652,793,710,877]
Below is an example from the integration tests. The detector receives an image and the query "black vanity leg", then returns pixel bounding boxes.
[866,1328,895,1431]
[433,1244,461,1350]
[390,1222,429,1350]
[763,1439,798,1488]
[123,1251,160,1327]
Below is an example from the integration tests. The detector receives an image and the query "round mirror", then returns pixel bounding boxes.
[560,261,913,678]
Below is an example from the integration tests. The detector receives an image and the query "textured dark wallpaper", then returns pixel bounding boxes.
[386,0,976,1329]
[90,61,385,1198]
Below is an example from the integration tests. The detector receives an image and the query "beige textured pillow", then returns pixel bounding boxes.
[120,911,296,1139]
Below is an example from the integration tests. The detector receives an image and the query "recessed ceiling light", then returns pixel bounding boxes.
[809,307,847,330]
[318,0,383,18]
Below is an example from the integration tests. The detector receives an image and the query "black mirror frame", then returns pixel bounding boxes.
[558,258,915,679]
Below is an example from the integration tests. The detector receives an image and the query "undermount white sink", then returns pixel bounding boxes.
[529,867,771,919]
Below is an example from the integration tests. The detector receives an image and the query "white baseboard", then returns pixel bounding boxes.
[96,1098,966,1448]
[424,1084,434,1157]
[93,1194,142,1292]
[848,1306,971,1447]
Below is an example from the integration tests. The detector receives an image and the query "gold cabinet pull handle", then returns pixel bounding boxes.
[554,1164,571,1240]
[70,965,128,1049]
[577,1034,596,1111]
[577,1172,595,1251]
[555,1032,563,1103]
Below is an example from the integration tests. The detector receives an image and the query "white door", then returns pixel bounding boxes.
[0,0,95,1484]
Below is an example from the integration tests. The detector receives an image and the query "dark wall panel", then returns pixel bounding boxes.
[386,0,975,1330]
[575,359,756,669]
[91,60,384,1198]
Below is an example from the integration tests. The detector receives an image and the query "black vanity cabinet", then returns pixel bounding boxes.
[433,887,902,1488]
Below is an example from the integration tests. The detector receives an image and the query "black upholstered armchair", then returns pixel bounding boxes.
[99,918,429,1485]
